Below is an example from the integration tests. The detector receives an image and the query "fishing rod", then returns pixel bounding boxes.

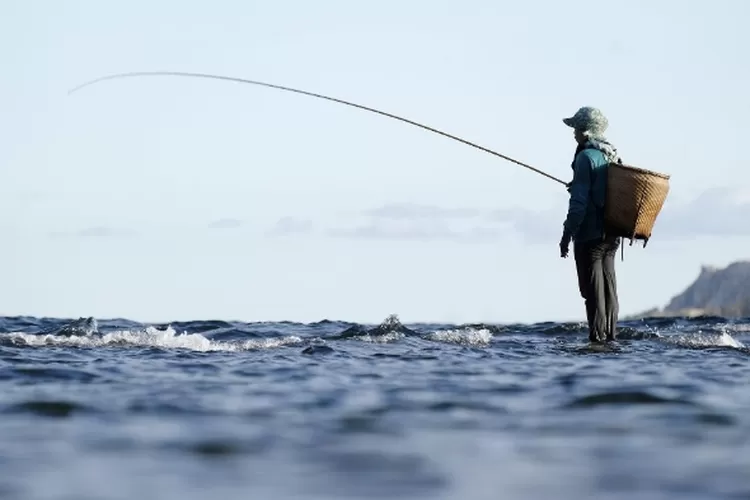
[68,71,568,186]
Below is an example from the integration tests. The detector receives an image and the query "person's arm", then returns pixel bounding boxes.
[562,151,593,238]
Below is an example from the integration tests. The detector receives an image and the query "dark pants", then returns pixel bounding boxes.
[574,236,620,342]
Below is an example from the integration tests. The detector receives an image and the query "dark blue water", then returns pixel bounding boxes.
[0,313,748,500]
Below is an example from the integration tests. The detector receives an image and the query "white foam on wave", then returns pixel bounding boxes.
[0,326,304,353]
[662,331,745,350]
[425,328,493,347]
[351,332,406,344]
[725,323,750,333]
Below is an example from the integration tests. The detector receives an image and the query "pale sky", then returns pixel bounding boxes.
[1,0,748,324]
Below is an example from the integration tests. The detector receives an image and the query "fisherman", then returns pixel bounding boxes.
[558,106,622,342]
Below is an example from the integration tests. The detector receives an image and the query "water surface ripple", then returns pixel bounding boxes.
[0,314,748,499]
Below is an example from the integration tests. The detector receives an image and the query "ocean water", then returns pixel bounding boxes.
[0,313,748,500]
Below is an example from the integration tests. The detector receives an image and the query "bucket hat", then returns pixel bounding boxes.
[563,106,609,136]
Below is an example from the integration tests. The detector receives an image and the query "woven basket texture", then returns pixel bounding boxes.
[604,163,670,242]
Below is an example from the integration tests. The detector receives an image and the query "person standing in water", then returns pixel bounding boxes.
[558,106,622,342]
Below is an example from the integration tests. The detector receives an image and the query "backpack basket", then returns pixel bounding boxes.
[604,163,670,246]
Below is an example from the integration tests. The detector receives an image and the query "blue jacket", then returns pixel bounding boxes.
[563,147,609,243]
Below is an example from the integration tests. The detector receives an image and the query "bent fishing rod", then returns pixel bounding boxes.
[68,71,567,186]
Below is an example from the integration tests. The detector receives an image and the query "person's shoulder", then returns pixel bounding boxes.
[577,148,609,167]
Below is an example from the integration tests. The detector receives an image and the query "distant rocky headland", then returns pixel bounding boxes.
[627,261,750,319]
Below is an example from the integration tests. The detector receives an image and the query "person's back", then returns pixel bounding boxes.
[566,147,610,244]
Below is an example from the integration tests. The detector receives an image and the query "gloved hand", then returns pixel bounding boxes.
[559,232,572,258]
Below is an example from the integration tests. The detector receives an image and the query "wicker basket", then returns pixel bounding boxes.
[604,163,670,246]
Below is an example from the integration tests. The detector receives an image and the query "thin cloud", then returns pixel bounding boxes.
[485,207,561,244]
[362,203,482,220]
[208,218,243,229]
[328,218,507,243]
[331,202,559,244]
[315,186,750,244]
[49,226,136,239]
[655,187,750,238]
[267,216,313,236]
[329,220,457,241]
[77,227,118,238]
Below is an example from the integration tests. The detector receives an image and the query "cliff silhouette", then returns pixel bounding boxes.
[629,261,750,319]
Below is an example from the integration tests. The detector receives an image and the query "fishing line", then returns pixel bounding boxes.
[68,71,567,186]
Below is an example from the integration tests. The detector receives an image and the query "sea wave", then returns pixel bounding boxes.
[0,327,304,352]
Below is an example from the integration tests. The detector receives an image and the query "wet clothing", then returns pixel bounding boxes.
[574,235,620,342]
